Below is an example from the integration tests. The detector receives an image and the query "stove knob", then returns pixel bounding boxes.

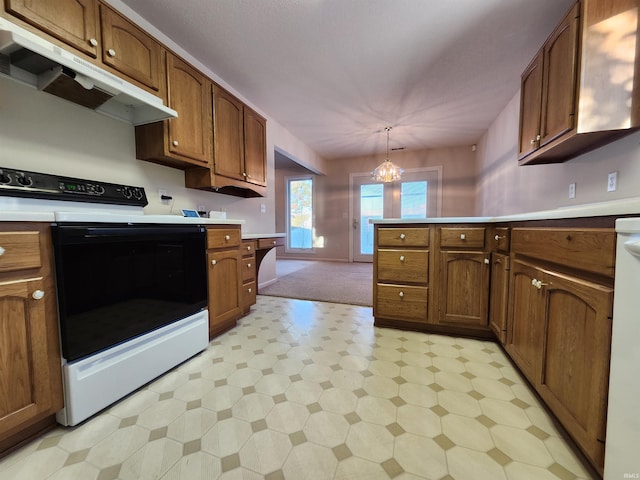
[133,188,143,200]
[95,185,105,195]
[122,187,132,199]
[0,170,10,184]
[16,173,32,186]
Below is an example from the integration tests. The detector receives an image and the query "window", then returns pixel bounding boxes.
[401,181,427,219]
[287,176,313,250]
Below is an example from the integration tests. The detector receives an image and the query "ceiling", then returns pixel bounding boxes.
[121,0,574,161]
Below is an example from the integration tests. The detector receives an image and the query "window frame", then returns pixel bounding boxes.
[285,174,315,253]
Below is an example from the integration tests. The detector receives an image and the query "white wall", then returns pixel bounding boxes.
[476,92,640,216]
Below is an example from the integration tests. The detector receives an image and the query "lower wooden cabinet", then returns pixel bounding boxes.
[437,251,490,328]
[488,253,509,343]
[0,224,63,454]
[240,240,257,314]
[206,227,242,338]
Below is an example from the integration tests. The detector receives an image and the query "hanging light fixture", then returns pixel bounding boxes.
[371,126,404,182]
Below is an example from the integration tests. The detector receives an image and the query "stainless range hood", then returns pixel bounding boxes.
[0,18,177,126]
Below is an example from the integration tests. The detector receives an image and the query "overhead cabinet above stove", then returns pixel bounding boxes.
[518,0,640,165]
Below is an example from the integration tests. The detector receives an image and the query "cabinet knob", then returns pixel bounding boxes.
[399,255,405,262]
[484,258,490,264]
[273,240,277,245]
[0,246,5,256]
[211,259,217,265]
[172,140,179,147]
[225,235,231,240]
[399,233,406,240]
[398,291,404,298]
[32,290,45,300]
[247,263,252,268]
[248,288,252,293]
[460,233,466,240]
[536,134,541,141]
[247,246,252,251]
[243,172,247,177]
[107,48,116,57]
[530,139,536,145]
[89,38,98,47]
[494,234,505,241]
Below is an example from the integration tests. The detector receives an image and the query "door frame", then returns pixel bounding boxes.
[348,166,443,262]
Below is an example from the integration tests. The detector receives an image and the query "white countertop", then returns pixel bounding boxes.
[242,233,286,239]
[371,197,640,224]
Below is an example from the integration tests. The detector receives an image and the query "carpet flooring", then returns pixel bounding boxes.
[259,260,373,306]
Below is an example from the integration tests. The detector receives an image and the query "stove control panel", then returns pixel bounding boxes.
[0,167,148,207]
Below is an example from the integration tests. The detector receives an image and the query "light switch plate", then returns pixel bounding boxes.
[608,172,618,192]
[569,183,576,199]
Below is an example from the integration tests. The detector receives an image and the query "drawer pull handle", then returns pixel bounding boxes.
[0,246,5,256]
[211,259,217,266]
[247,246,252,251]
[398,291,404,298]
[32,290,45,300]
[399,255,405,262]
[532,279,548,289]
[460,233,466,240]
[273,240,277,245]
[484,258,490,264]
[225,235,231,240]
[248,288,252,293]
[89,38,98,47]
[494,234,505,241]
[399,234,406,240]
[247,263,252,268]
[107,48,116,57]
[172,140,179,147]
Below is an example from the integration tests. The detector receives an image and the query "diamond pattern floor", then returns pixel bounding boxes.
[0,296,595,479]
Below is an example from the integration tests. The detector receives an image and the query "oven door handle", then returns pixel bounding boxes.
[54,225,206,243]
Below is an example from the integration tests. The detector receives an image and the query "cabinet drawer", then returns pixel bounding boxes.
[376,284,428,321]
[241,257,255,282]
[511,228,615,277]
[0,231,42,273]
[377,249,428,284]
[377,227,429,247]
[241,241,256,257]
[207,228,241,248]
[242,280,257,306]
[440,227,485,248]
[258,237,285,249]
[492,227,510,252]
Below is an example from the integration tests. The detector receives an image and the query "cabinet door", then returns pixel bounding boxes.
[166,54,212,165]
[505,261,544,384]
[100,5,162,92]
[518,51,543,159]
[243,107,267,187]
[0,278,58,435]
[207,249,241,337]
[538,271,612,470]
[540,3,580,147]
[213,86,245,181]
[437,251,490,328]
[489,253,509,343]
[5,0,99,57]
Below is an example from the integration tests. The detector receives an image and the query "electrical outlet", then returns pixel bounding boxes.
[569,183,576,199]
[260,204,266,213]
[607,172,618,192]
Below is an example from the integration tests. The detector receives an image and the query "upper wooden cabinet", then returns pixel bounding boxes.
[4,0,100,58]
[185,84,267,197]
[99,4,162,93]
[135,53,213,168]
[519,0,640,165]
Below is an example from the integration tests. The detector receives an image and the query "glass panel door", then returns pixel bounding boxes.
[354,183,384,261]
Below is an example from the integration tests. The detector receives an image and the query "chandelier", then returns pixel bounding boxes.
[371,127,403,182]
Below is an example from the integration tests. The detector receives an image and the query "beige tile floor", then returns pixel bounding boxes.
[0,296,596,480]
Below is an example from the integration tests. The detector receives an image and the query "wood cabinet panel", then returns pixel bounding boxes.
[5,0,99,57]
[207,249,241,337]
[0,231,41,272]
[518,51,543,158]
[539,3,580,147]
[213,85,245,181]
[538,270,612,469]
[375,284,428,322]
[244,107,267,187]
[257,237,285,249]
[99,5,162,92]
[377,227,429,247]
[437,251,490,327]
[241,256,254,282]
[511,228,615,277]
[489,253,509,343]
[377,249,428,284]
[439,227,485,248]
